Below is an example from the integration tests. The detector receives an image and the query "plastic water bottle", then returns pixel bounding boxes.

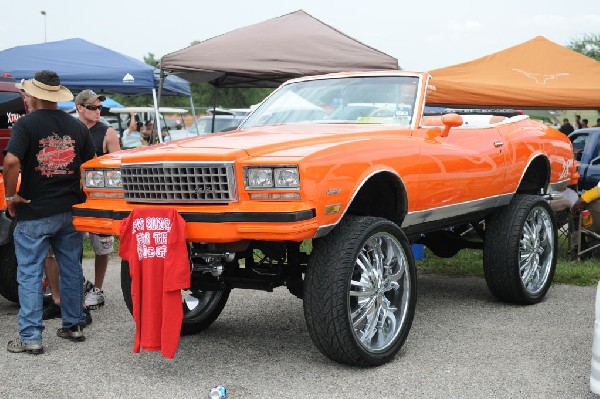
[209,385,226,399]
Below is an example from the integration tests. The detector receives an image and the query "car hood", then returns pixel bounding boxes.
[180,124,409,156]
[95,124,411,166]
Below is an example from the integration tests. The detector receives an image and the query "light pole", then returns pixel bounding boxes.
[41,11,46,42]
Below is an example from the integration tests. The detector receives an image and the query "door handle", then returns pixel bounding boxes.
[494,141,504,147]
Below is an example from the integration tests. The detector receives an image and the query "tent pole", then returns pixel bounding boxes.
[211,85,217,133]
[152,88,163,143]
[154,68,166,143]
[189,95,198,132]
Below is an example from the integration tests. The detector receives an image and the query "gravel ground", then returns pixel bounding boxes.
[0,256,598,399]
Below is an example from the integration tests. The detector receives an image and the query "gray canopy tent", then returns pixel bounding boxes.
[159,10,399,89]
[157,10,399,139]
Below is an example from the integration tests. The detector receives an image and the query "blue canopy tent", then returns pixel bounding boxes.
[0,38,190,96]
[0,38,192,134]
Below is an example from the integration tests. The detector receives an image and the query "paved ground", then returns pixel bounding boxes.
[0,256,598,399]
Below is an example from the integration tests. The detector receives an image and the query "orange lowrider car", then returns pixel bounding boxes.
[72,71,577,366]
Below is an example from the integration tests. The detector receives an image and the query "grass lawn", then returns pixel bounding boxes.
[417,247,600,286]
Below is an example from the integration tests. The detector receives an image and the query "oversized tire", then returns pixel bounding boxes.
[120,260,230,335]
[303,216,417,366]
[483,195,557,304]
[0,239,19,303]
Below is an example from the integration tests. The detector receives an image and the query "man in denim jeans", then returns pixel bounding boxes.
[4,70,96,354]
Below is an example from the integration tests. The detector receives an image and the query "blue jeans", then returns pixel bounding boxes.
[14,212,84,344]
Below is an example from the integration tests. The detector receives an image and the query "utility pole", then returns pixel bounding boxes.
[41,11,46,42]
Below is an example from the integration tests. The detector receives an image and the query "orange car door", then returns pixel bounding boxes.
[411,126,506,212]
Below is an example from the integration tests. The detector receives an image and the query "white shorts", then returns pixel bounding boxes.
[89,233,114,256]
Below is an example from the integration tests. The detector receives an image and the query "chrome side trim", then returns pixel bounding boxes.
[315,193,514,237]
[401,194,513,228]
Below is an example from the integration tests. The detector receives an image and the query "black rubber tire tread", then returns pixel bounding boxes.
[0,240,19,303]
[303,215,417,367]
[483,194,557,304]
[120,259,230,335]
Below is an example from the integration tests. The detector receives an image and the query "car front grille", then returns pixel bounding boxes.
[121,162,237,203]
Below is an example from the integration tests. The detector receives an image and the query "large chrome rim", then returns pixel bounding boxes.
[519,206,554,295]
[349,232,411,353]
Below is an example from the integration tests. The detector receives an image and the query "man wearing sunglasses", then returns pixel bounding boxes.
[74,90,120,310]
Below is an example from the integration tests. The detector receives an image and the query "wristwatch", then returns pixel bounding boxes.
[5,195,16,201]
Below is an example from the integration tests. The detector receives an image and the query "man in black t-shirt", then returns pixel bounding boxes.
[4,70,96,354]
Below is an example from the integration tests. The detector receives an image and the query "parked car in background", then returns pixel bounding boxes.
[0,74,26,302]
[106,106,189,144]
[186,114,246,135]
[569,128,600,191]
[0,74,27,165]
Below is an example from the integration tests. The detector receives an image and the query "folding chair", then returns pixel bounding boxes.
[574,201,600,260]
[553,208,577,258]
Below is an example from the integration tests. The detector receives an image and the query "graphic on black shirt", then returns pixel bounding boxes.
[35,133,76,177]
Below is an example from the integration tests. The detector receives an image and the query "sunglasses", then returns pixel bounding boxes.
[82,104,102,111]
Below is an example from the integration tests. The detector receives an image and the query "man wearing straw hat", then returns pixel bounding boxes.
[4,70,96,354]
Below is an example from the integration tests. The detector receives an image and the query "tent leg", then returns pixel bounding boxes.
[152,88,163,143]
[211,86,218,133]
[189,95,198,132]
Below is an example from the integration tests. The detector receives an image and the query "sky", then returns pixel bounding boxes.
[2,0,600,71]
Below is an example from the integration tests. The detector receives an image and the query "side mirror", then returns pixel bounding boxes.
[591,156,600,166]
[440,113,463,137]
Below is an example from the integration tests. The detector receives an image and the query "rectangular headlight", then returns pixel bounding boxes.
[274,167,299,188]
[84,169,122,189]
[246,166,300,189]
[247,168,274,188]
[85,170,105,188]
[105,170,122,188]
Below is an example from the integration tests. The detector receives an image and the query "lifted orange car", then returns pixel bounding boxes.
[72,71,577,366]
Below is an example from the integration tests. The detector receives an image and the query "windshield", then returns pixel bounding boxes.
[242,76,419,129]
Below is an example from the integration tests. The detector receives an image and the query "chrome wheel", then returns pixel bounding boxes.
[519,206,554,296]
[349,232,412,353]
[484,195,557,304]
[304,216,417,366]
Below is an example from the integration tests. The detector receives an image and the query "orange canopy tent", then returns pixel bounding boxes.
[427,36,600,109]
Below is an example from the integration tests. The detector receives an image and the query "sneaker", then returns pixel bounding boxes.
[84,287,105,309]
[42,302,61,320]
[83,278,94,294]
[81,308,93,328]
[57,325,85,342]
[7,338,43,354]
